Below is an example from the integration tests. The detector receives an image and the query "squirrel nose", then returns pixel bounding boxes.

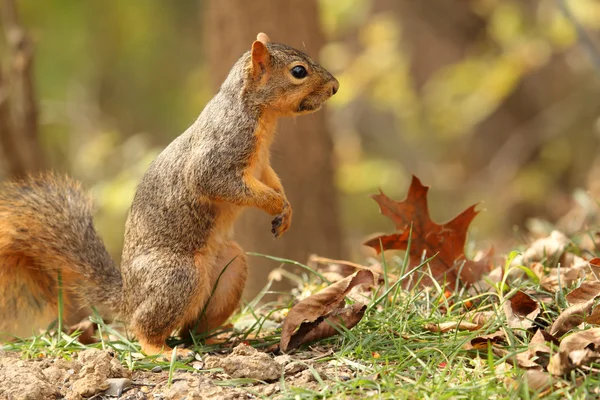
[331,78,339,96]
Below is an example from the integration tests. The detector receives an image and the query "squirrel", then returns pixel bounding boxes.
[0,32,338,357]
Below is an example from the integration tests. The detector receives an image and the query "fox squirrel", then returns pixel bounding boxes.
[0,33,338,357]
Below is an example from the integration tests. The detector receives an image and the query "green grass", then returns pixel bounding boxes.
[3,238,600,399]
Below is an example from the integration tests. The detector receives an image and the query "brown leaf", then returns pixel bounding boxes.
[465,330,506,350]
[559,328,600,353]
[465,311,495,327]
[299,303,367,346]
[566,282,600,304]
[510,231,569,267]
[503,291,540,330]
[515,330,552,369]
[548,328,600,375]
[280,269,375,353]
[364,175,492,290]
[540,256,600,292]
[550,295,600,337]
[423,321,480,333]
[523,370,553,392]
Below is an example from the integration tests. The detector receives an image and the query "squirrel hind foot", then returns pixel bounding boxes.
[140,340,195,360]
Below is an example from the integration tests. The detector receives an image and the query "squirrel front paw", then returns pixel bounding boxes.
[271,201,292,238]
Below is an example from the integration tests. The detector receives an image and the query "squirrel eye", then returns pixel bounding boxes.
[290,65,307,79]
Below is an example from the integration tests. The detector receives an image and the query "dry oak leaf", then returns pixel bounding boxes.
[565,281,600,305]
[541,256,600,292]
[465,310,496,327]
[503,291,540,331]
[550,294,600,337]
[522,369,553,393]
[510,231,570,268]
[364,175,492,290]
[280,269,376,353]
[464,330,506,350]
[547,328,600,376]
[515,330,552,369]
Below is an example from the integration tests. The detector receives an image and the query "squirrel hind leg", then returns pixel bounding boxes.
[126,252,210,357]
[186,241,248,336]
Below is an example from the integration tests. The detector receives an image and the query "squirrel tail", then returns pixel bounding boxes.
[0,174,122,337]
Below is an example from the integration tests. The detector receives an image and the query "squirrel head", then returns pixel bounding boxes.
[243,32,339,116]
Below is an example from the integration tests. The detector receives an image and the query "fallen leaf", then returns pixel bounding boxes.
[550,295,600,337]
[297,303,367,348]
[465,330,506,350]
[280,269,376,353]
[465,311,495,327]
[542,257,600,292]
[503,291,540,331]
[558,328,600,354]
[548,328,600,375]
[523,370,553,392]
[423,321,480,333]
[515,330,552,369]
[364,175,492,289]
[510,231,570,268]
[565,282,600,304]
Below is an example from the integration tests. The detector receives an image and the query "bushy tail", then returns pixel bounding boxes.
[0,174,122,337]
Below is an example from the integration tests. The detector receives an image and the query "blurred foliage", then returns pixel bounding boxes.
[3,0,600,260]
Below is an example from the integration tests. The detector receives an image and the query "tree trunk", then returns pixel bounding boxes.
[204,0,344,299]
[0,0,45,178]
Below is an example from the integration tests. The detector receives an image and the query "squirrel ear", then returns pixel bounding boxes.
[251,39,270,78]
[256,32,271,44]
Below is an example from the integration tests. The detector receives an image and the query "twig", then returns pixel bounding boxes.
[0,0,45,176]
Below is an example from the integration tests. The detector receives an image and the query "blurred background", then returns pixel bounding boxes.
[2,0,600,298]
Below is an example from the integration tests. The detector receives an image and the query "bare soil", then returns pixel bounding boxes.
[0,344,352,400]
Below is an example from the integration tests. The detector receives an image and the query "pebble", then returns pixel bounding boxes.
[104,378,132,397]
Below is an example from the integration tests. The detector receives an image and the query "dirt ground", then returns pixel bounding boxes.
[0,344,352,400]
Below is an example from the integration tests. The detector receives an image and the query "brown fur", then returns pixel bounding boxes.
[0,33,338,355]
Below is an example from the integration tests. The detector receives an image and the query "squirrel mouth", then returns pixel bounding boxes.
[297,99,321,113]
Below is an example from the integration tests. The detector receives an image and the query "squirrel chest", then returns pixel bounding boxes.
[248,111,277,178]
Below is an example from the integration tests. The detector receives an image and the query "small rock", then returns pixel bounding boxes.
[214,343,282,381]
[284,362,306,375]
[104,378,132,396]
[151,365,163,373]
[203,355,222,370]
[274,355,306,375]
[0,358,58,400]
[164,379,203,400]
[71,373,110,397]
[274,355,292,365]
[68,349,130,398]
[192,361,204,371]
[42,365,67,383]
[298,369,316,383]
